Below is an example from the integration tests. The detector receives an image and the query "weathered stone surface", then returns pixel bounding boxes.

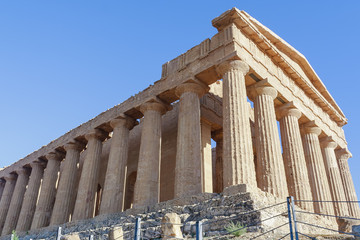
[51,142,84,225]
[174,82,208,198]
[0,175,16,235]
[302,123,335,218]
[216,60,256,189]
[17,162,44,232]
[2,168,29,236]
[161,213,183,239]
[109,226,123,240]
[0,8,357,239]
[31,152,63,230]
[72,129,108,221]
[62,234,81,240]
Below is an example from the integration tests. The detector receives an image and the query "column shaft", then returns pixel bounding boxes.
[31,152,62,229]
[174,83,206,198]
[278,106,313,211]
[16,163,44,232]
[72,129,107,221]
[0,181,4,202]
[252,83,288,198]
[2,169,29,236]
[201,120,213,193]
[0,175,16,234]
[336,149,360,217]
[321,138,349,217]
[216,60,256,188]
[100,117,135,215]
[50,142,84,225]
[213,132,223,193]
[302,126,334,216]
[134,101,167,207]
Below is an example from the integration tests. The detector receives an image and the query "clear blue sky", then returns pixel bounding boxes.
[1,1,359,200]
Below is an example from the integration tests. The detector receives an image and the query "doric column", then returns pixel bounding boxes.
[212,131,223,193]
[0,180,4,202]
[216,60,256,188]
[278,104,313,211]
[320,137,349,217]
[336,148,360,217]
[50,141,85,225]
[100,116,136,215]
[72,129,108,221]
[201,119,213,193]
[0,174,16,234]
[31,152,63,230]
[16,162,44,232]
[174,82,207,198]
[250,81,288,198]
[2,168,30,236]
[133,100,169,207]
[301,123,334,216]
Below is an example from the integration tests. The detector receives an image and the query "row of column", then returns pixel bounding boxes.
[216,59,359,219]
[0,59,359,236]
[0,80,209,235]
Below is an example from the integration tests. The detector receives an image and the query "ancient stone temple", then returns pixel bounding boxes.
[0,8,359,236]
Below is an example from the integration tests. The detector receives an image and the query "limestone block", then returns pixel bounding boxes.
[337,218,360,233]
[109,226,123,240]
[62,234,81,240]
[161,213,183,239]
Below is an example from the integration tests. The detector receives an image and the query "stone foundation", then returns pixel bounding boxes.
[3,185,343,240]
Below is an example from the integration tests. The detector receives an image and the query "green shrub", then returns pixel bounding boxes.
[224,221,247,237]
[11,230,19,240]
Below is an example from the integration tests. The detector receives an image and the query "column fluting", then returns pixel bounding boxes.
[320,138,349,217]
[16,162,44,232]
[278,105,313,211]
[251,82,288,198]
[174,82,207,198]
[213,131,223,193]
[216,60,256,188]
[301,124,334,216]
[0,180,5,202]
[100,116,136,215]
[31,152,63,230]
[336,149,360,217]
[0,174,16,234]
[201,119,213,193]
[2,168,30,236]
[72,129,108,221]
[133,101,168,207]
[50,141,85,225]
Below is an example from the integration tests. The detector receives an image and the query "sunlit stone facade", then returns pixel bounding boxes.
[0,8,358,236]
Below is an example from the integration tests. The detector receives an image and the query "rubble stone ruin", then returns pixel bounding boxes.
[0,7,359,237]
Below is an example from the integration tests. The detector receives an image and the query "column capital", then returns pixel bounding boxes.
[110,115,137,130]
[336,148,352,160]
[46,151,65,162]
[301,121,322,136]
[85,128,108,142]
[64,141,86,152]
[175,80,209,98]
[4,174,17,182]
[276,102,302,120]
[139,99,172,115]
[320,136,338,149]
[30,161,45,169]
[248,80,278,100]
[216,60,249,77]
[15,168,30,176]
